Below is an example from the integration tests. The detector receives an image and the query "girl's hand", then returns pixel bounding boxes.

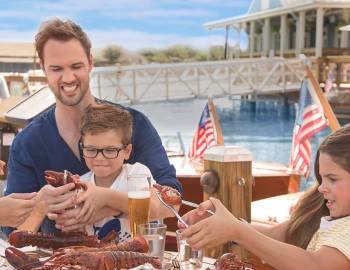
[0,192,37,227]
[181,198,241,250]
[177,199,215,229]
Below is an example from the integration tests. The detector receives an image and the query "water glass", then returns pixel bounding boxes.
[138,223,167,262]
[127,174,151,238]
[176,230,203,269]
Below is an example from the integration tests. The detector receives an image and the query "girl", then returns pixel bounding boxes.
[181,125,350,270]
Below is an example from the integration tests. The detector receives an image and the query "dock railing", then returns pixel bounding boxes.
[91,57,313,104]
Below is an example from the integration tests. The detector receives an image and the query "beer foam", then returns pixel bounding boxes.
[128,190,151,199]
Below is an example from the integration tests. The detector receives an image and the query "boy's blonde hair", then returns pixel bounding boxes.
[80,104,133,146]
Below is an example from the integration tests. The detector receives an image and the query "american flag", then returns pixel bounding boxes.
[188,103,216,160]
[290,80,328,177]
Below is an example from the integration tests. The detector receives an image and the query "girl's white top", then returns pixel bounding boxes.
[307,215,350,260]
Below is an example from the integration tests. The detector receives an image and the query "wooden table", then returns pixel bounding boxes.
[164,251,215,269]
[251,192,303,224]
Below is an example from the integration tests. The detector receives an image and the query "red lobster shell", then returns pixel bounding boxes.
[215,253,254,270]
[5,247,161,270]
[44,170,87,190]
[8,230,148,252]
[55,236,149,254]
[9,231,99,250]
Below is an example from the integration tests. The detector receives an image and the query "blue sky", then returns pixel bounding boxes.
[0,0,251,51]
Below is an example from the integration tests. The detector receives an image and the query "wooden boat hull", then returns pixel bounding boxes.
[165,156,301,235]
[165,172,300,231]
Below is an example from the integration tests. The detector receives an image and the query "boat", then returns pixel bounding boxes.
[164,155,300,226]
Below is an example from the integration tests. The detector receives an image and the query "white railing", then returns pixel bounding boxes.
[91,57,313,104]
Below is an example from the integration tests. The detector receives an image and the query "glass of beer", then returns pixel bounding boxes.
[127,174,151,238]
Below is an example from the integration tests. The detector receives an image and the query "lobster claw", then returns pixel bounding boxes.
[5,247,43,270]
[44,170,87,190]
[44,170,74,187]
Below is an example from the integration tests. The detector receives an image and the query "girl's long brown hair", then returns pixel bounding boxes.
[286,124,350,248]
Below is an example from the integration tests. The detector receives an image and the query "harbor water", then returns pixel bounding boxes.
[131,97,332,190]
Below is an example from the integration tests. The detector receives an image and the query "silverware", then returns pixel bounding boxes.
[155,192,189,228]
[182,200,215,215]
[63,170,68,185]
[170,254,180,269]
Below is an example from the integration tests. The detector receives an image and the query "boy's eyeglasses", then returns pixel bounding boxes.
[80,144,127,159]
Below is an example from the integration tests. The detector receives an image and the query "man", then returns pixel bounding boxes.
[4,18,181,234]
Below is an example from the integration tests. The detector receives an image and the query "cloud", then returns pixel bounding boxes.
[0,29,36,42]
[0,27,227,50]
[164,0,250,8]
[87,29,226,50]
[18,0,214,20]
[27,0,154,12]
[0,1,249,51]
[101,8,212,19]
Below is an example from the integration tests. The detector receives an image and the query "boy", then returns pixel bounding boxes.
[74,103,166,239]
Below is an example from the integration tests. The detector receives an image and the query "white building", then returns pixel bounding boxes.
[204,0,350,59]
[0,42,39,73]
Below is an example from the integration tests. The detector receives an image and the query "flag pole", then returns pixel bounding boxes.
[207,96,224,145]
[305,65,340,132]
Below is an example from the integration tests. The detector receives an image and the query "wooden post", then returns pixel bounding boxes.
[305,65,341,132]
[203,146,252,259]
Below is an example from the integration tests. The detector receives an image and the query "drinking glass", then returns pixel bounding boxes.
[138,223,167,262]
[176,229,203,269]
[127,174,151,238]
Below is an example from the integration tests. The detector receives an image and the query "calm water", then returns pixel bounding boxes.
[131,97,332,189]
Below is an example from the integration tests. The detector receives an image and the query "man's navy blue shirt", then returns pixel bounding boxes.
[3,103,182,235]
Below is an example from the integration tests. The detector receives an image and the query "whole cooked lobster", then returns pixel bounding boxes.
[9,231,99,250]
[8,230,147,251]
[6,235,157,270]
[5,247,161,270]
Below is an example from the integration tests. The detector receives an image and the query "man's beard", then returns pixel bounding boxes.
[51,81,89,107]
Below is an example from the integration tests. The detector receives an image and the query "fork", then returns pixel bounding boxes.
[171,255,180,269]
[182,200,215,215]
[155,192,189,228]
[63,170,68,185]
